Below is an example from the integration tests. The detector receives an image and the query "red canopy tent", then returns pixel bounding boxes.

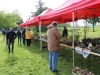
[19,8,53,27]
[40,0,100,22]
[37,0,100,67]
[20,0,100,27]
[19,19,30,28]
[19,0,100,68]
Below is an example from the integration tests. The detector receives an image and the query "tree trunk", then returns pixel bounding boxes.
[93,22,95,32]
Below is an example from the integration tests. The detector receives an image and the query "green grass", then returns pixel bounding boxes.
[56,26,100,41]
[0,33,73,75]
[0,26,100,75]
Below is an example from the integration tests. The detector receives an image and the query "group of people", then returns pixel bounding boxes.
[47,21,68,73]
[2,27,32,53]
[1,22,68,73]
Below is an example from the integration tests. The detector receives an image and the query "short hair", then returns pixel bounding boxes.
[52,21,58,26]
[28,29,30,31]
[10,27,13,31]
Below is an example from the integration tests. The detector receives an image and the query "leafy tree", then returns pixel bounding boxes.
[87,16,100,32]
[11,10,23,25]
[0,10,23,28]
[31,0,47,17]
[31,0,48,32]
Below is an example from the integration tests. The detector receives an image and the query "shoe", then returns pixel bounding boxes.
[52,70,60,73]
[50,68,52,70]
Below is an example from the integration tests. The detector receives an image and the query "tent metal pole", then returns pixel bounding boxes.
[72,11,75,68]
[39,21,42,50]
[76,21,78,35]
[65,22,67,27]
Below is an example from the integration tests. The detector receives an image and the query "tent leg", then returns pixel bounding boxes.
[72,11,75,68]
[39,21,42,51]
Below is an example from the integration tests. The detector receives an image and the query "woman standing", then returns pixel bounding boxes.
[62,26,68,38]
[25,29,32,47]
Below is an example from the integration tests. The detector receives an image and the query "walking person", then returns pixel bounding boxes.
[22,28,26,45]
[5,29,9,45]
[25,28,32,47]
[6,27,17,53]
[2,29,6,41]
[17,29,21,44]
[47,22,61,72]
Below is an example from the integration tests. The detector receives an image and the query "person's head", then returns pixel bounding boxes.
[18,29,20,32]
[9,27,14,32]
[2,29,5,31]
[64,26,67,30]
[51,21,58,27]
[28,28,30,31]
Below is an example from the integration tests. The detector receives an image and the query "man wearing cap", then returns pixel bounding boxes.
[47,22,61,72]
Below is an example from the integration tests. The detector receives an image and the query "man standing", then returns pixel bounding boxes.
[6,27,17,53]
[16,29,22,44]
[22,28,26,45]
[47,22,61,72]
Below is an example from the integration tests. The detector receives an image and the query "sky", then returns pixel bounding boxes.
[0,0,68,22]
[0,0,84,25]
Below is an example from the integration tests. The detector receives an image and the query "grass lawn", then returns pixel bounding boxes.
[0,26,100,75]
[0,33,73,75]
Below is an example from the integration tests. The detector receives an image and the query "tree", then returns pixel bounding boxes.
[11,10,23,25]
[31,0,48,32]
[87,16,100,32]
[0,10,23,28]
[31,0,47,17]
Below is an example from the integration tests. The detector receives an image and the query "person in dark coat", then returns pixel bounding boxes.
[22,28,26,45]
[62,26,68,38]
[17,29,21,44]
[6,27,17,53]
[2,29,6,41]
[5,29,9,45]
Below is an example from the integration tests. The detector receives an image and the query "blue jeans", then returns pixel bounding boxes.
[8,39,14,53]
[18,36,21,44]
[49,51,58,71]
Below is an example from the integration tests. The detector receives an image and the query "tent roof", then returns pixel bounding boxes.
[19,8,53,27]
[26,8,53,27]
[40,0,100,23]
[20,0,100,27]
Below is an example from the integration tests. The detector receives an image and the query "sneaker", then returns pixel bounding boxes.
[50,68,52,70]
[52,70,60,73]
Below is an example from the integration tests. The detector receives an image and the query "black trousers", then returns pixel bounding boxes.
[6,38,8,45]
[26,39,31,46]
[22,37,26,45]
[8,39,14,53]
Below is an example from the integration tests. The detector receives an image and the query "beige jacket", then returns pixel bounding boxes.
[47,24,61,51]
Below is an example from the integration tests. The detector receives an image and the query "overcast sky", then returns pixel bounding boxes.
[0,0,84,25]
[0,0,67,22]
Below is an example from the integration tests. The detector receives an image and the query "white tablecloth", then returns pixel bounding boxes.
[75,47,90,58]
